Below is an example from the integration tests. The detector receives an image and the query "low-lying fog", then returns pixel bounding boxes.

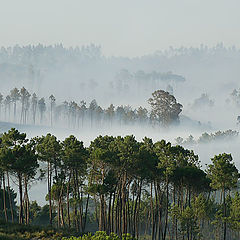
[1,44,240,205]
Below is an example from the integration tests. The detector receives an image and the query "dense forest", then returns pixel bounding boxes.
[0,128,240,240]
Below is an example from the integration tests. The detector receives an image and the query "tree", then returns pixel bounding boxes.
[38,98,46,124]
[62,135,88,231]
[20,87,31,124]
[69,101,78,128]
[1,128,38,224]
[89,136,117,232]
[148,90,182,126]
[136,107,148,124]
[4,95,11,121]
[49,94,56,127]
[31,93,38,124]
[79,100,87,127]
[114,135,140,235]
[89,99,98,128]
[192,93,214,109]
[0,187,17,222]
[106,104,115,126]
[10,88,20,120]
[207,153,239,240]
[36,134,61,226]
[229,193,240,232]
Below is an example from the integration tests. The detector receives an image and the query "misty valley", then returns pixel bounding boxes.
[0,45,240,240]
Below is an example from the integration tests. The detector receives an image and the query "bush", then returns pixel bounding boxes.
[62,231,136,240]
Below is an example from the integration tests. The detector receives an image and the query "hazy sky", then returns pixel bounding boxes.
[0,0,240,57]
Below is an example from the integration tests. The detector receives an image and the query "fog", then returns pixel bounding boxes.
[1,44,240,204]
[1,44,240,126]
[1,0,240,56]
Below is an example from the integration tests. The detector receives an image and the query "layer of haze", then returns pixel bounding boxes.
[0,0,240,57]
[1,0,240,205]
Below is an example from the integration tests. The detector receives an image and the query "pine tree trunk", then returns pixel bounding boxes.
[2,174,8,222]
[24,176,30,224]
[83,193,90,233]
[107,192,112,234]
[48,162,53,225]
[163,179,169,240]
[223,188,226,240]
[14,101,17,120]
[7,172,14,222]
[66,172,71,228]
[150,182,155,240]
[18,174,24,224]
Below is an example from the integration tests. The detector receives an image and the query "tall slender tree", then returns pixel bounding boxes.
[36,134,61,226]
[10,88,20,121]
[207,153,239,240]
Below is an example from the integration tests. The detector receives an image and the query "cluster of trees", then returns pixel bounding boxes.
[113,69,185,95]
[1,44,240,108]
[0,45,186,105]
[175,130,239,146]
[230,89,240,107]
[0,44,101,68]
[0,128,240,239]
[192,93,214,109]
[1,44,239,70]
[229,89,240,125]
[0,87,182,128]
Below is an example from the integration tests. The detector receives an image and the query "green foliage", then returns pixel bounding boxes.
[229,192,240,231]
[175,129,239,146]
[0,188,17,220]
[62,231,136,240]
[0,220,77,240]
[207,153,239,191]
[0,128,239,239]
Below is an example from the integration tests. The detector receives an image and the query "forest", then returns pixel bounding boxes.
[1,44,240,109]
[1,0,240,239]
[0,44,240,240]
[0,128,239,240]
[0,87,183,129]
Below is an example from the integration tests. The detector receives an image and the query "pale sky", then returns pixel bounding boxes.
[0,0,240,57]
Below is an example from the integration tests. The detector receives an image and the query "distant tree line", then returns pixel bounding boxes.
[1,44,239,107]
[112,69,185,95]
[191,93,214,109]
[0,128,240,240]
[0,87,182,128]
[175,130,239,146]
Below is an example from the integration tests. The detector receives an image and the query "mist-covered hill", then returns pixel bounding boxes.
[1,44,240,130]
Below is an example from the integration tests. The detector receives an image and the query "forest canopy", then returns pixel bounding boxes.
[0,128,239,240]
